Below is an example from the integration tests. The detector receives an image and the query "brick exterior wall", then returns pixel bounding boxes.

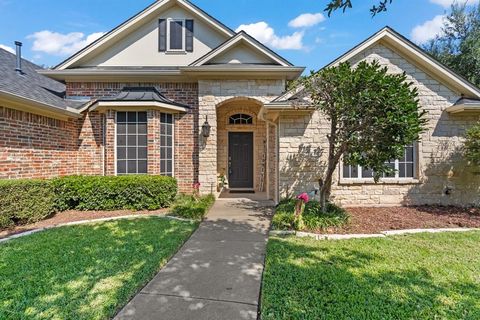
[277,44,480,207]
[67,82,199,193]
[0,106,78,179]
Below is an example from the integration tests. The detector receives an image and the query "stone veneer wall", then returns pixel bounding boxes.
[67,82,199,193]
[278,44,480,206]
[198,80,285,195]
[216,100,266,191]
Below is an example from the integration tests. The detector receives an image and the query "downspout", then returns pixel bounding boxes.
[259,106,279,204]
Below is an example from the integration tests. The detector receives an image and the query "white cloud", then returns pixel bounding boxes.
[288,13,326,28]
[28,30,104,56]
[0,44,15,54]
[411,15,446,44]
[236,22,304,50]
[430,0,479,7]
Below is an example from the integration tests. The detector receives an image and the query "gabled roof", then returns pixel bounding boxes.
[0,48,83,118]
[55,0,235,70]
[273,26,480,104]
[190,31,293,67]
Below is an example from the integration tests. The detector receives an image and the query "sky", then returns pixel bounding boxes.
[0,0,478,71]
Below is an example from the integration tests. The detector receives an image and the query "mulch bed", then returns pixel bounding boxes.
[0,208,169,240]
[326,206,480,234]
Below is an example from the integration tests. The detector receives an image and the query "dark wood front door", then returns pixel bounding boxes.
[228,132,254,189]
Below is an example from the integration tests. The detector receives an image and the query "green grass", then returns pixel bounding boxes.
[0,217,198,320]
[170,194,216,220]
[262,231,480,320]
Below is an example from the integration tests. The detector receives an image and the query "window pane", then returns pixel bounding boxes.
[399,164,406,178]
[127,124,137,134]
[127,112,137,123]
[117,112,127,123]
[362,167,374,178]
[170,20,183,50]
[117,147,126,159]
[160,113,174,176]
[127,135,136,146]
[138,112,147,123]
[138,135,147,146]
[405,146,414,162]
[343,164,351,178]
[127,160,137,174]
[138,124,147,135]
[117,160,126,174]
[117,135,126,146]
[138,160,148,174]
[117,124,127,134]
[384,162,395,178]
[127,147,137,159]
[138,147,147,159]
[406,163,414,177]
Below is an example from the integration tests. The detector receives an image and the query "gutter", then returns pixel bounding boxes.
[0,90,82,118]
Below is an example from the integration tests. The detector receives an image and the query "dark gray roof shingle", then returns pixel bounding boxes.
[0,48,84,110]
[100,87,190,108]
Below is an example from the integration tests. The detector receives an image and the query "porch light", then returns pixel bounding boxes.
[202,116,211,137]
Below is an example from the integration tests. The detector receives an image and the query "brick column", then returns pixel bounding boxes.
[105,110,116,175]
[148,110,161,175]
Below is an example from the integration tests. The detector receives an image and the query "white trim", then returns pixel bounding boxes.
[166,18,186,52]
[190,32,291,67]
[446,103,480,114]
[55,0,234,70]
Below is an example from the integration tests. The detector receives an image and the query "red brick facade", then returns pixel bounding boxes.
[0,82,199,193]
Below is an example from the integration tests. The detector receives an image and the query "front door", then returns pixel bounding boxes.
[228,132,254,189]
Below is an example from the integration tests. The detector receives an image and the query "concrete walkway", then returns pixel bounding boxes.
[115,197,273,320]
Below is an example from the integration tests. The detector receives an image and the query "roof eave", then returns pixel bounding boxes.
[446,103,480,114]
[90,100,190,113]
[0,90,82,119]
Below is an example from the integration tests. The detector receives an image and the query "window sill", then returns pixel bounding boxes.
[165,51,188,55]
[339,178,421,185]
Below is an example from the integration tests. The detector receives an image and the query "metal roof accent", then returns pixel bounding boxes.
[99,86,190,109]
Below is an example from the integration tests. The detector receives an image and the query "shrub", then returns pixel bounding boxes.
[52,175,177,211]
[272,199,350,232]
[0,179,56,229]
[171,194,215,220]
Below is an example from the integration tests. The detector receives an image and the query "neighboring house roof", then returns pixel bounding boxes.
[0,48,83,118]
[54,0,235,70]
[190,31,293,67]
[273,26,480,105]
[90,86,191,113]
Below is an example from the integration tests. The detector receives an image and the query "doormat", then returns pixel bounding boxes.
[229,190,255,194]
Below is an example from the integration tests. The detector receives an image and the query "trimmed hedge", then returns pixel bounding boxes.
[171,194,216,220]
[52,175,177,211]
[0,175,178,229]
[0,179,56,229]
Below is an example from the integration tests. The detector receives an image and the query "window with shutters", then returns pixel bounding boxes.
[159,18,194,52]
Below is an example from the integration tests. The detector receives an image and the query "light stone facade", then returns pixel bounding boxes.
[198,80,284,196]
[277,44,480,206]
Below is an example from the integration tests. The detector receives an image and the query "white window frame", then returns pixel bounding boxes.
[167,18,186,52]
[114,111,148,176]
[341,143,418,182]
[160,113,175,177]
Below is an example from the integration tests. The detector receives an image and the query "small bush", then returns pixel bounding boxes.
[52,175,177,211]
[0,179,56,229]
[272,199,350,232]
[171,194,215,220]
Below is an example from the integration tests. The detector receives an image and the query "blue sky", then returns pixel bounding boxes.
[0,0,475,70]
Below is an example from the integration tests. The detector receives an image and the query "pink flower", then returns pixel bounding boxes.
[296,192,309,203]
[193,182,201,189]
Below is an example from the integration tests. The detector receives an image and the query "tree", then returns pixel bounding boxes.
[300,61,427,211]
[465,122,480,166]
[425,3,480,86]
[325,0,393,16]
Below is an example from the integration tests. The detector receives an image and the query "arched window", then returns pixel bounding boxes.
[229,113,253,125]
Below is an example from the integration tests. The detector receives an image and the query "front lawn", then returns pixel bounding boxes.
[262,231,480,320]
[0,217,198,320]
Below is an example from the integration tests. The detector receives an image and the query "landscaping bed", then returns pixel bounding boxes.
[336,206,480,234]
[0,217,198,320]
[262,231,480,319]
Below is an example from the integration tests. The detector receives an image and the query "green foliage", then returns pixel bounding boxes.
[170,194,216,220]
[272,199,350,231]
[425,4,480,86]
[301,61,426,198]
[52,175,177,211]
[0,217,198,320]
[324,0,393,16]
[465,122,480,165]
[0,179,56,229]
[262,231,480,319]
